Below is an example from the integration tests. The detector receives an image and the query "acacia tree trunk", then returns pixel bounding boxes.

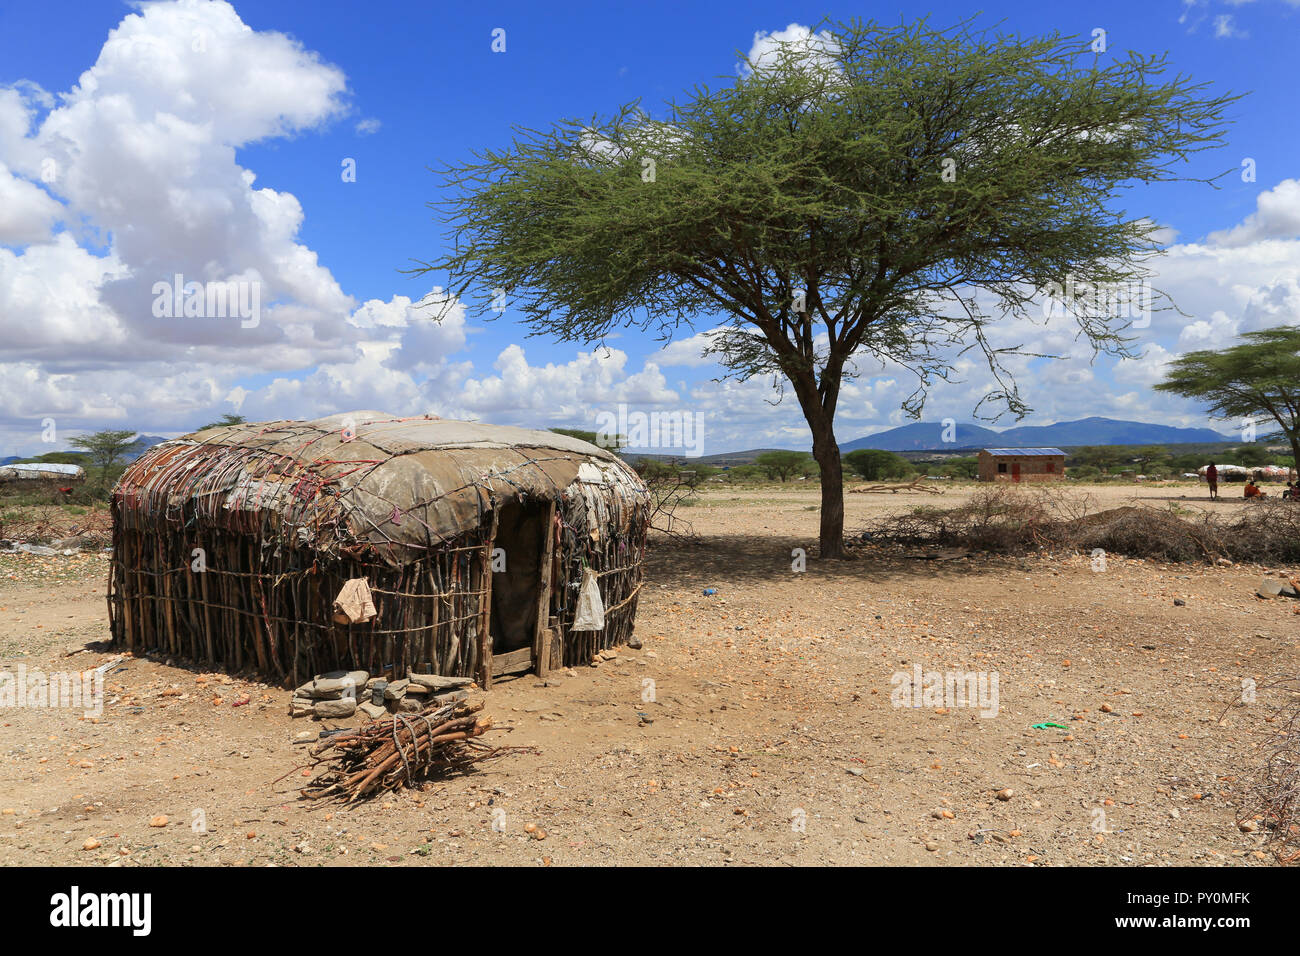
[808,409,847,559]
[784,343,850,559]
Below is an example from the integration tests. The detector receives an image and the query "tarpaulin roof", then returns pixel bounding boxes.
[113,411,647,565]
[982,448,1066,457]
[0,462,86,478]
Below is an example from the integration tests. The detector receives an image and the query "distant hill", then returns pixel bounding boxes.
[841,422,1001,452]
[6,420,1234,472]
[623,416,1234,466]
[843,417,1231,452]
[997,417,1229,447]
[126,435,170,460]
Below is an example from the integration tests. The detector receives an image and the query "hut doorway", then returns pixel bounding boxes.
[488,498,553,677]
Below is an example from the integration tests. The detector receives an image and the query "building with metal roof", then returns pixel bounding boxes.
[977,448,1066,482]
[981,448,1065,457]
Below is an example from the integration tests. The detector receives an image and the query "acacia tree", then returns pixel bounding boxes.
[1071,445,1123,474]
[68,429,141,486]
[414,18,1236,557]
[844,448,911,481]
[755,450,811,481]
[1130,445,1169,472]
[1155,326,1300,475]
[196,413,246,431]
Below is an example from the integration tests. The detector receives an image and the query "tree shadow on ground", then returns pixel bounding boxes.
[644,532,1029,593]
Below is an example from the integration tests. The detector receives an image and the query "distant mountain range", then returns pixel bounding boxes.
[4,421,1237,470]
[126,435,170,459]
[841,417,1232,453]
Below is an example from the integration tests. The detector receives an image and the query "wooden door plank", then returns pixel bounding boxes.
[532,500,557,676]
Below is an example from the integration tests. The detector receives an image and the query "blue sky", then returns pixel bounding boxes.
[1,0,1298,457]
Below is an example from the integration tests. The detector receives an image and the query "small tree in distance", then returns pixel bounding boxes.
[551,426,628,451]
[1130,446,1169,472]
[68,429,141,488]
[1070,446,1122,474]
[195,413,246,431]
[844,448,911,481]
[755,450,812,482]
[1234,444,1273,468]
[938,456,979,479]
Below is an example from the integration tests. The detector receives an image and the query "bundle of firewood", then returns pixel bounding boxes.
[300,698,512,802]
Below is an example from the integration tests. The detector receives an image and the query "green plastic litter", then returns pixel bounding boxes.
[1031,722,1068,730]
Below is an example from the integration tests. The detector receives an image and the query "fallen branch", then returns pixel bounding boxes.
[849,475,943,495]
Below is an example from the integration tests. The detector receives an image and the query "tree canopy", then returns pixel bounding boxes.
[755,450,812,481]
[68,429,141,485]
[550,427,605,446]
[844,448,912,481]
[196,413,246,431]
[414,17,1238,557]
[937,455,979,479]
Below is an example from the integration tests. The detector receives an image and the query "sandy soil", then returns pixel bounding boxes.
[1,482,1296,866]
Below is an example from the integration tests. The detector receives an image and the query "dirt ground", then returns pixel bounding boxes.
[2,481,1297,866]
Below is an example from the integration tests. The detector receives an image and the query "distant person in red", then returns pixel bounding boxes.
[1244,479,1265,499]
[1206,462,1218,500]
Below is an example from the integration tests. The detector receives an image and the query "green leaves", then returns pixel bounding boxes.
[68,429,142,487]
[415,16,1234,424]
[410,16,1238,552]
[844,448,912,481]
[195,413,246,431]
[754,450,814,481]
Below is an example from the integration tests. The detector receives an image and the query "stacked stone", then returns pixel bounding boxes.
[290,669,474,720]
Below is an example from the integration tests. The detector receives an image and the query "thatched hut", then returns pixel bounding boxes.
[108,412,649,688]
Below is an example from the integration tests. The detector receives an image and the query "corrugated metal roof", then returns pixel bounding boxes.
[982,448,1065,457]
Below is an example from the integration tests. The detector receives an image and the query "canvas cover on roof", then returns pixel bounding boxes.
[982,448,1066,457]
[0,462,86,479]
[115,411,647,565]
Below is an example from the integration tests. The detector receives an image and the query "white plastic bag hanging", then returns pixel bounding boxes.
[572,568,605,631]
[332,577,377,624]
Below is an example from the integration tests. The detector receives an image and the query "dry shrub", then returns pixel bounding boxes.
[1217,501,1300,564]
[1072,508,1218,563]
[639,468,699,538]
[1234,677,1300,864]
[861,486,1300,564]
[861,486,1090,554]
